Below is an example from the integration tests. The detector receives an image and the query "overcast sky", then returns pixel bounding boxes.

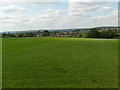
[0,0,119,32]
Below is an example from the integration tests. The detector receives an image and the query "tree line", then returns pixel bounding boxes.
[82,28,119,38]
[1,28,120,39]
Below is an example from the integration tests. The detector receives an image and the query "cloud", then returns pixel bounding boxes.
[1,15,30,24]
[97,6,112,12]
[68,2,102,16]
[0,0,61,4]
[0,15,31,31]
[89,10,118,26]
[68,2,115,17]
[44,8,64,14]
[0,1,118,32]
[1,10,118,31]
[1,0,61,2]
[1,0,119,2]
[0,6,26,12]
[1,14,60,31]
[69,0,119,2]
[38,15,50,18]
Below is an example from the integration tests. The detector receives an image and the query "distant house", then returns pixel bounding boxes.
[36,34,42,37]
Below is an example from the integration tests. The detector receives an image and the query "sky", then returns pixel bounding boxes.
[0,0,119,32]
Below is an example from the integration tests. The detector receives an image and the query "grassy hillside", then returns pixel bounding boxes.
[2,37,118,88]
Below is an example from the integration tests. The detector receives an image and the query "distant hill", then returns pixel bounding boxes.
[1,26,119,33]
[1,28,90,33]
[95,26,120,30]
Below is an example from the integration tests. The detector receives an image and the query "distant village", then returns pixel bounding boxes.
[1,27,120,39]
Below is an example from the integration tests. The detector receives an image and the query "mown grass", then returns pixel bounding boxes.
[2,37,118,88]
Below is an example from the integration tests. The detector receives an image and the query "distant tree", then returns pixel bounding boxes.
[82,33,89,38]
[2,33,7,37]
[72,33,82,38]
[2,33,16,37]
[43,30,49,33]
[17,33,24,37]
[10,34,16,37]
[100,30,116,38]
[38,30,41,34]
[24,32,34,37]
[87,28,100,38]
[82,28,100,38]
[42,30,49,37]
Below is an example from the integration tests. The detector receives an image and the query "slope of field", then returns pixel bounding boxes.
[2,37,118,88]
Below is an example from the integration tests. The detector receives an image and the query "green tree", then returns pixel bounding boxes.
[82,33,89,38]
[42,30,49,37]
[24,32,34,37]
[87,28,100,38]
[100,30,116,38]
[17,33,24,37]
[82,28,100,38]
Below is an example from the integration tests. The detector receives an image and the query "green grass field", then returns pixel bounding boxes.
[0,38,2,89]
[2,37,118,88]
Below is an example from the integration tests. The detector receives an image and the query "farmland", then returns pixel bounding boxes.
[2,37,118,88]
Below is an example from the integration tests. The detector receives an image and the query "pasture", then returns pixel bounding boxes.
[2,37,118,88]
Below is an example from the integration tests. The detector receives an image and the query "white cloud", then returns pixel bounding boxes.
[69,0,119,2]
[1,13,60,31]
[68,2,102,16]
[89,10,118,26]
[1,9,118,31]
[38,15,50,18]
[68,2,115,17]
[44,8,64,14]
[0,1,118,32]
[97,6,112,12]
[0,6,26,12]
[0,0,61,4]
[1,0,119,2]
